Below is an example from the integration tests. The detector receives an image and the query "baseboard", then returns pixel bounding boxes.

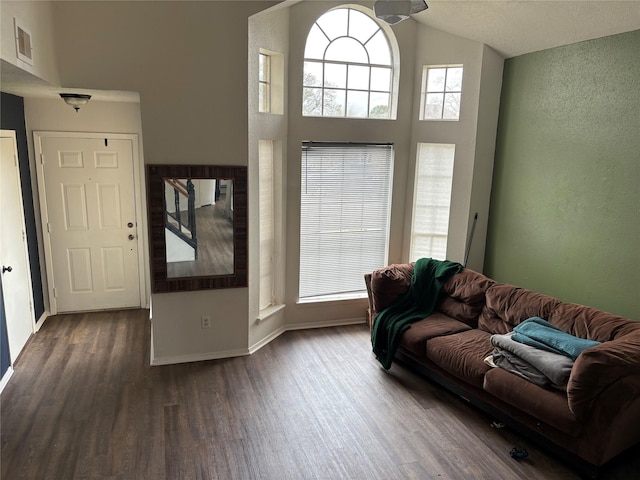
[149,325,155,366]
[248,318,365,355]
[249,326,286,354]
[0,367,14,394]
[35,311,50,332]
[151,348,250,366]
[151,318,366,365]
[285,317,366,331]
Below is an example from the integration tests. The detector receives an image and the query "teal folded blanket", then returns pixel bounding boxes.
[512,317,600,360]
[371,258,462,370]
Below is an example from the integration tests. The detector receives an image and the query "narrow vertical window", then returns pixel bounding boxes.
[259,53,271,113]
[299,143,393,300]
[410,143,455,261]
[420,65,463,120]
[259,140,275,310]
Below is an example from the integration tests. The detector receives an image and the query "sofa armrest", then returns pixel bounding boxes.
[364,273,374,329]
[567,331,640,420]
[367,263,414,318]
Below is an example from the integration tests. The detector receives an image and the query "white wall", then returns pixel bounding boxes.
[467,45,504,272]
[248,4,290,350]
[1,1,60,85]
[405,27,504,272]
[49,1,278,364]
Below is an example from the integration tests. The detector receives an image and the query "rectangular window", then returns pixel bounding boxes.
[419,65,463,120]
[299,143,393,300]
[259,53,271,113]
[410,143,455,261]
[259,140,275,310]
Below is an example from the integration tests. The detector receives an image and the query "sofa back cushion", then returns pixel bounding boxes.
[478,283,561,334]
[437,269,495,327]
[548,302,639,342]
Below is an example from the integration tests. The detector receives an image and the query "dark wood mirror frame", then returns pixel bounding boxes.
[147,164,248,292]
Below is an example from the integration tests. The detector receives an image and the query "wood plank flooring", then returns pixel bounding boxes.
[167,195,234,279]
[1,309,638,479]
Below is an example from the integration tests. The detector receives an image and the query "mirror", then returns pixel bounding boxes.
[147,165,247,292]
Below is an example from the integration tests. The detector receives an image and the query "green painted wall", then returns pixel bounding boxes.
[485,30,640,320]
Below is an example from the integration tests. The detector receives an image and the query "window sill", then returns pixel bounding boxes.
[418,118,460,122]
[257,304,285,323]
[297,292,368,305]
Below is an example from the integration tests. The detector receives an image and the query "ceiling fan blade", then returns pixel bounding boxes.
[374,0,429,25]
[410,1,429,15]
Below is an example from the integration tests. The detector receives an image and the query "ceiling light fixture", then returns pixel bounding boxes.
[59,93,91,112]
[374,0,428,25]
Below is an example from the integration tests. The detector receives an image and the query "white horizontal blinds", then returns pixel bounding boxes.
[410,143,455,262]
[259,140,275,310]
[299,142,393,299]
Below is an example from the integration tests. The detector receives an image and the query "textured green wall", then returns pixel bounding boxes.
[485,30,640,320]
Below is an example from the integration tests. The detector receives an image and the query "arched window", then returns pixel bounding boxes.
[302,6,398,119]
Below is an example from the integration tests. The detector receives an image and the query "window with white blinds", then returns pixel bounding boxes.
[299,142,393,300]
[259,140,275,310]
[410,143,455,262]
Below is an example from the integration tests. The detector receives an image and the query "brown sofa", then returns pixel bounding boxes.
[364,263,640,478]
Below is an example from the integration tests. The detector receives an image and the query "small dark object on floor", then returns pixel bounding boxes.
[510,447,529,459]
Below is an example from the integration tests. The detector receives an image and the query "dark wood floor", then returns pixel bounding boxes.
[2,310,638,479]
[167,194,234,279]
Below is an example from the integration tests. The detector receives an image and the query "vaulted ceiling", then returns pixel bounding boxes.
[411,0,640,58]
[2,1,639,100]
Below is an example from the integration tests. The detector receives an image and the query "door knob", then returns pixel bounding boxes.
[128,222,134,228]
[2,266,12,273]
[128,234,135,240]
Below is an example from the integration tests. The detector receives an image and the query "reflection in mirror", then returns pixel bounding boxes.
[147,164,247,293]
[164,178,234,278]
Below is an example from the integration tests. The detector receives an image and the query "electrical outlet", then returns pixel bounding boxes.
[201,315,211,328]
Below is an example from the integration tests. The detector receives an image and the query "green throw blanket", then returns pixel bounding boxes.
[372,258,463,369]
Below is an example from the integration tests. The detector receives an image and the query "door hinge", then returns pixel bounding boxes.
[53,287,57,298]
[40,153,45,165]
[47,223,51,233]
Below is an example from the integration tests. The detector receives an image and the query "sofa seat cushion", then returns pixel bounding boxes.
[399,313,472,357]
[425,329,493,388]
[484,367,581,437]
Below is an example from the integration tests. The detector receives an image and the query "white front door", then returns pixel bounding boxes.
[36,133,143,313]
[1,130,35,362]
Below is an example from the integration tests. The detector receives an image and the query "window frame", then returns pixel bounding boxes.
[302,6,399,120]
[409,143,456,262]
[259,52,271,113]
[419,65,464,121]
[298,142,394,302]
